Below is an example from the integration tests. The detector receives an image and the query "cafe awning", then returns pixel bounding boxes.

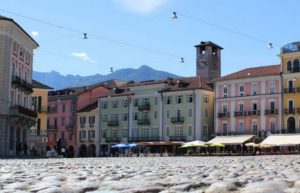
[260,134,300,146]
[207,135,255,145]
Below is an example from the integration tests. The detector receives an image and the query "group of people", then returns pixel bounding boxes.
[16,143,37,156]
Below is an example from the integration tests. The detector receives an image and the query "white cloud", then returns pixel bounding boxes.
[31,31,39,37]
[71,52,96,64]
[114,0,168,13]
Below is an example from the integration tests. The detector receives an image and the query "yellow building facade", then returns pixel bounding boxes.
[29,80,52,155]
[281,42,300,133]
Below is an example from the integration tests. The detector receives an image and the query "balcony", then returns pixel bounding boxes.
[137,118,151,125]
[247,110,260,116]
[264,109,278,115]
[66,124,74,131]
[107,120,119,127]
[284,108,295,114]
[171,117,184,124]
[12,75,21,85]
[169,136,186,141]
[215,131,256,136]
[289,67,300,73]
[105,136,121,142]
[47,125,58,131]
[128,136,160,142]
[9,105,37,118]
[234,111,247,117]
[138,103,150,111]
[284,88,295,93]
[218,112,230,118]
[34,106,48,113]
[11,76,33,93]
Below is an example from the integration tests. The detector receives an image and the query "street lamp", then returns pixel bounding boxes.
[171,12,178,19]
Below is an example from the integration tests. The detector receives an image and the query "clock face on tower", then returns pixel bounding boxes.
[198,55,209,70]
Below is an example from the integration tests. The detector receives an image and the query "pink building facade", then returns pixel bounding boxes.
[214,65,282,138]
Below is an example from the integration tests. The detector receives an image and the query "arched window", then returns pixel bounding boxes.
[293,59,300,72]
[287,61,292,71]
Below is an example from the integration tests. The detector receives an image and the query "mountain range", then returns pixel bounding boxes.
[33,65,180,90]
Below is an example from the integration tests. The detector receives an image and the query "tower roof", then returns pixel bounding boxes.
[194,41,223,49]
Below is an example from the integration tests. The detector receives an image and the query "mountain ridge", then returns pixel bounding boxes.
[33,65,180,90]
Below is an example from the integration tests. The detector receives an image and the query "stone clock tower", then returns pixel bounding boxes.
[195,41,223,80]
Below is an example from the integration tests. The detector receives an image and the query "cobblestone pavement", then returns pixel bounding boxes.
[1,155,300,193]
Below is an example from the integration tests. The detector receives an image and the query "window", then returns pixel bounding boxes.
[143,112,149,120]
[252,103,257,111]
[289,100,294,113]
[143,128,149,137]
[270,121,276,133]
[112,129,118,138]
[37,119,41,135]
[89,116,95,127]
[62,104,65,112]
[123,128,128,137]
[144,98,149,104]
[270,81,275,94]
[80,131,86,141]
[112,101,118,108]
[239,122,244,133]
[112,114,118,121]
[154,97,158,105]
[88,130,95,141]
[188,109,192,117]
[223,86,227,97]
[61,131,64,140]
[222,105,227,113]
[80,117,86,128]
[270,101,275,110]
[293,59,300,72]
[134,99,139,107]
[153,128,159,137]
[166,96,172,104]
[166,110,170,118]
[154,111,158,119]
[176,109,181,117]
[222,123,227,135]
[134,112,138,120]
[123,113,128,121]
[239,104,244,112]
[287,61,292,71]
[188,125,192,136]
[188,94,193,103]
[204,95,209,103]
[252,83,258,95]
[61,116,65,126]
[102,101,107,109]
[102,114,107,121]
[123,99,128,108]
[176,127,183,136]
[205,109,208,117]
[54,117,57,128]
[166,126,170,136]
[177,96,182,104]
[239,86,244,96]
[102,129,107,138]
[251,121,257,134]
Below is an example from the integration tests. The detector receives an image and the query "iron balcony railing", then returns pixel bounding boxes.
[107,120,119,127]
[9,105,37,118]
[234,111,247,117]
[137,118,151,125]
[284,88,295,93]
[169,136,186,141]
[128,136,160,142]
[264,109,278,115]
[247,110,261,116]
[217,112,230,118]
[138,103,150,111]
[47,125,58,131]
[104,136,121,142]
[171,117,184,124]
[284,108,295,114]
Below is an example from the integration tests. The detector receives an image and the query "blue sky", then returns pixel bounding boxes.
[1,0,299,77]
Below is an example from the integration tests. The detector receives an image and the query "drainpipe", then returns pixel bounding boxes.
[193,89,196,140]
